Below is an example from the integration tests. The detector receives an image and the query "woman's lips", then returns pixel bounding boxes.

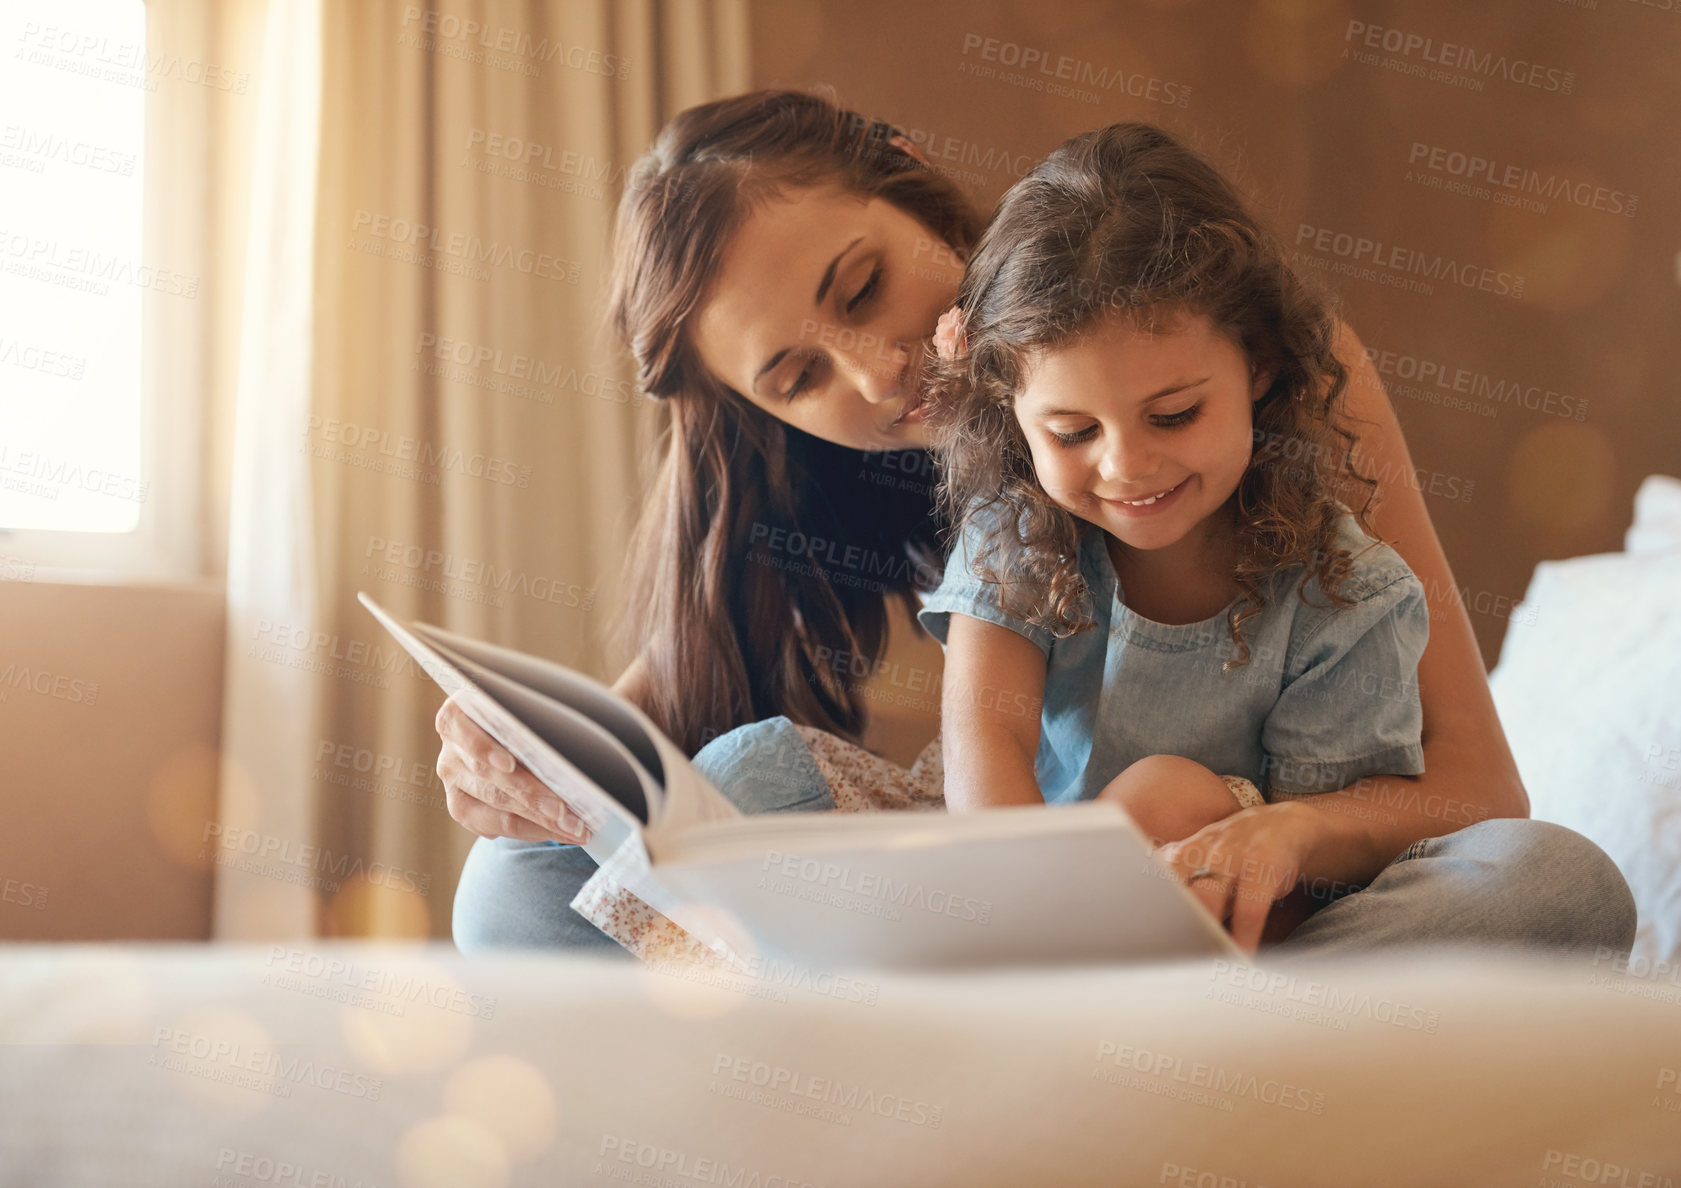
[891,389,928,427]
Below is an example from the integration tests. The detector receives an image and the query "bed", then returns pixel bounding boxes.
[1,941,1678,1187]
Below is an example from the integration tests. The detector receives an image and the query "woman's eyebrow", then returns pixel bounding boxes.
[752,235,866,393]
[814,236,863,305]
[1035,377,1209,417]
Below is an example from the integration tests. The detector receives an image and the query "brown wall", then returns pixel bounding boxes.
[751,0,1681,670]
[0,582,224,940]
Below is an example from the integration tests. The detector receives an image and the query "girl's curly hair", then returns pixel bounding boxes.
[927,122,1380,668]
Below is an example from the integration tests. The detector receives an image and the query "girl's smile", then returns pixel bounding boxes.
[1099,475,1191,514]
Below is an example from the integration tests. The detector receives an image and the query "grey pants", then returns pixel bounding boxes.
[452,717,1637,962]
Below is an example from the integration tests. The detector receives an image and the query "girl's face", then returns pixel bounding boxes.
[1014,310,1272,560]
[691,184,966,453]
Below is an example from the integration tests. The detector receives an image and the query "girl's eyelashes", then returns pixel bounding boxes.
[846,265,882,314]
[1051,426,1098,446]
[1154,403,1201,428]
[1047,404,1202,445]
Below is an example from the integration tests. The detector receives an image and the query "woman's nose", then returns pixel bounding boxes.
[833,334,908,404]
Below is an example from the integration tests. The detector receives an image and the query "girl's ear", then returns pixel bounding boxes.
[1249,362,1278,403]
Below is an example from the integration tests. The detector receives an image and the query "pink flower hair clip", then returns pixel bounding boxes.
[933,305,968,362]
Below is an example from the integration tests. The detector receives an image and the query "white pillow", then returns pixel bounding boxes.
[1490,475,1681,971]
[1626,473,1681,555]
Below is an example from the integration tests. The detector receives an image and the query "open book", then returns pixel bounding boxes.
[360,592,1243,969]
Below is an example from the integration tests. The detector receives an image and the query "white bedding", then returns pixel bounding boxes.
[2,942,1678,1187]
[1491,473,1681,971]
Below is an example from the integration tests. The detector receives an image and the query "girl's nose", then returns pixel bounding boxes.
[1099,431,1158,484]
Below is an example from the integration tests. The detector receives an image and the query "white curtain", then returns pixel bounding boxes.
[215,0,326,938]
[151,0,750,939]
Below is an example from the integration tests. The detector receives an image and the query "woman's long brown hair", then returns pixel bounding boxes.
[607,90,982,755]
[929,122,1380,668]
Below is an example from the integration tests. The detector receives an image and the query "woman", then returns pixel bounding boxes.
[438,90,1635,958]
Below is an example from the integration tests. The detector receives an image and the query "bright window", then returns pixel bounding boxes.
[0,0,147,534]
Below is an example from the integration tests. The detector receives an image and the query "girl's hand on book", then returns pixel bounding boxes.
[1154,801,1322,955]
[435,693,592,844]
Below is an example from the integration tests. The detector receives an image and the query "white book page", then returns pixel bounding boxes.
[422,637,656,852]
[357,593,644,859]
[649,801,1128,865]
[652,806,1244,967]
[410,621,742,837]
[413,622,664,778]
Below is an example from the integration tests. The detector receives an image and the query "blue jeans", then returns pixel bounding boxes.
[451,717,1637,961]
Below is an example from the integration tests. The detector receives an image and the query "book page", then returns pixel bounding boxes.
[410,620,742,836]
[649,803,1244,968]
[414,622,665,780]
[423,636,659,826]
[358,593,645,859]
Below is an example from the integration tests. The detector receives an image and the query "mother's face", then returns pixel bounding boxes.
[691,184,965,452]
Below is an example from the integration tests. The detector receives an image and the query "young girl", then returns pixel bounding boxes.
[918,122,1429,859]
